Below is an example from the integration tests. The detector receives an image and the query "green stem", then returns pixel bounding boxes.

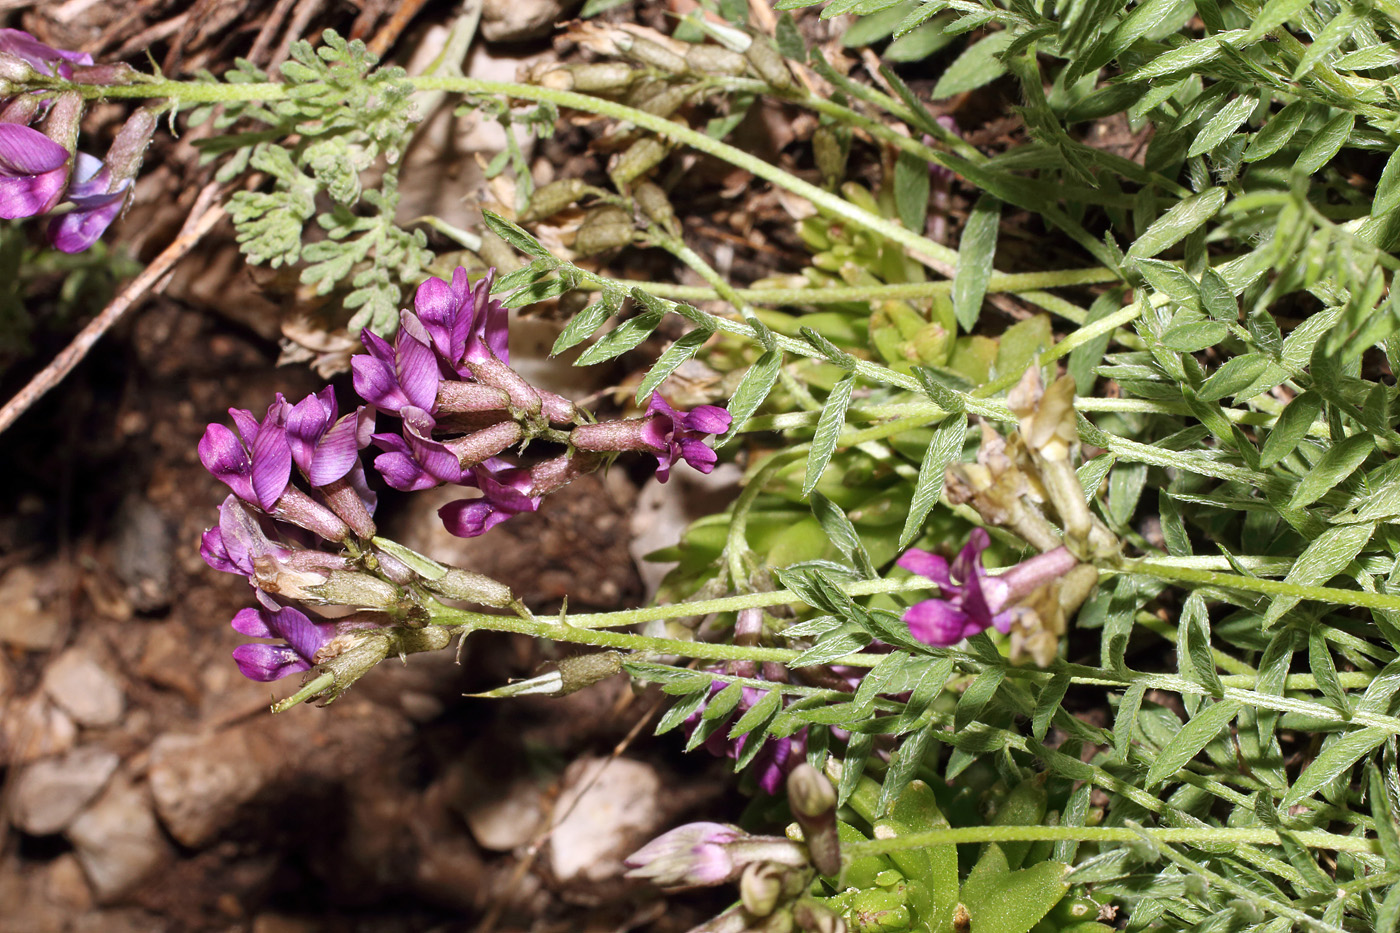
[1127,559,1400,613]
[841,824,1379,858]
[603,266,1120,310]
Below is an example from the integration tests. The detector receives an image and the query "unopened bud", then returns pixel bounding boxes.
[787,764,840,876]
[741,862,785,917]
[685,44,748,76]
[0,51,35,84]
[574,205,634,255]
[103,105,158,187]
[443,420,525,469]
[611,136,668,188]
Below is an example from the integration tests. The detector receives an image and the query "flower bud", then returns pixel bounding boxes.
[786,764,840,876]
[741,862,785,917]
[0,51,35,84]
[574,205,634,255]
[103,105,158,188]
[444,420,524,470]
[625,822,744,887]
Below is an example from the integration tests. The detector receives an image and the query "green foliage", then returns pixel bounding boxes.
[194,30,429,333]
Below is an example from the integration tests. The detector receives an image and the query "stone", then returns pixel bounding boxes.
[43,647,125,728]
[147,727,278,847]
[11,746,121,835]
[547,757,665,884]
[0,565,66,651]
[67,773,172,903]
[480,0,581,43]
[462,774,546,852]
[113,495,173,614]
[1,692,77,765]
[43,853,93,915]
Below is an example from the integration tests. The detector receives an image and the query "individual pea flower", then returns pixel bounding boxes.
[46,152,127,252]
[412,266,509,374]
[0,90,80,222]
[437,457,540,538]
[571,391,732,482]
[0,28,93,78]
[625,822,808,889]
[284,387,377,537]
[0,121,69,218]
[371,408,523,492]
[199,396,351,542]
[353,312,441,417]
[47,106,156,253]
[896,528,1079,648]
[200,495,350,609]
[230,603,340,682]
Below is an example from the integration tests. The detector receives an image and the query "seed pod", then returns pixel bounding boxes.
[534,67,574,91]
[611,137,668,188]
[745,36,793,90]
[634,181,677,234]
[574,205,634,255]
[812,125,848,188]
[631,81,695,118]
[521,177,587,221]
[425,568,516,609]
[568,61,638,93]
[626,36,687,73]
[685,44,748,76]
[557,651,623,694]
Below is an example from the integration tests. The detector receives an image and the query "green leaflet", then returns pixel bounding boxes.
[1127,188,1227,260]
[1279,727,1389,807]
[1146,699,1242,788]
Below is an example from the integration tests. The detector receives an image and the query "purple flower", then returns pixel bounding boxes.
[371,406,462,491]
[230,603,338,682]
[413,266,509,373]
[896,530,1079,646]
[0,29,92,78]
[0,122,70,219]
[353,313,440,416]
[285,387,374,487]
[437,457,540,537]
[640,393,731,482]
[47,153,128,253]
[624,822,745,887]
[199,397,293,511]
[200,495,349,609]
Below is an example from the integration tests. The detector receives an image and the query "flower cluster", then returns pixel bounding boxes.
[200,266,732,685]
[0,30,152,252]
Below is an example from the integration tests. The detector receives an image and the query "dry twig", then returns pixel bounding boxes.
[0,181,226,437]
